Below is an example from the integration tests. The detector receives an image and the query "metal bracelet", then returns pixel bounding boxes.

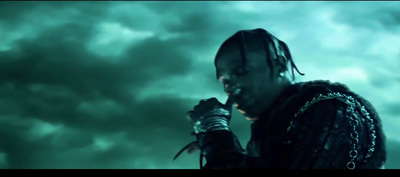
[193,117,230,134]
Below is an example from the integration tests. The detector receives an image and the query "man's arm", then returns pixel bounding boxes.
[195,130,274,169]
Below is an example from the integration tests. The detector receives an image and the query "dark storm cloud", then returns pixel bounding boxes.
[0,118,94,168]
[381,102,400,117]
[0,1,236,169]
[0,19,193,126]
[386,139,400,169]
[0,1,110,23]
[0,1,399,169]
[0,1,36,23]
[0,2,204,168]
[328,1,400,32]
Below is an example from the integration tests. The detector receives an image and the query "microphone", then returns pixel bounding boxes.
[224,96,233,113]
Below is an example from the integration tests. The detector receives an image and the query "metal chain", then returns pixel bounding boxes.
[346,102,358,170]
[287,92,376,169]
[358,105,376,162]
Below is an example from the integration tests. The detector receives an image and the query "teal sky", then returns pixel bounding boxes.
[0,1,399,169]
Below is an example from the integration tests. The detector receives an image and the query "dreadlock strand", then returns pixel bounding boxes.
[238,31,247,71]
[262,32,274,80]
[279,40,305,81]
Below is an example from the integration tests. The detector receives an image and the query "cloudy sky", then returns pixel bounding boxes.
[0,1,399,169]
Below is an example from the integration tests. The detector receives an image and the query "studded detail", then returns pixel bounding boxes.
[287,92,376,170]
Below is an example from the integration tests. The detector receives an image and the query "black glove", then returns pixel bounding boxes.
[186,97,232,134]
[173,97,239,164]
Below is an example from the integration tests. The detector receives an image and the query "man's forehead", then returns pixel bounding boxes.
[215,46,240,68]
[216,50,266,68]
[215,54,241,75]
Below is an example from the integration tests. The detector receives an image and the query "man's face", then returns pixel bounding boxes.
[215,44,280,119]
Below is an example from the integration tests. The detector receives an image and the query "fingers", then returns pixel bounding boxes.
[224,97,233,112]
[196,97,222,109]
[194,98,212,112]
[187,97,227,122]
[207,97,219,104]
[194,99,208,110]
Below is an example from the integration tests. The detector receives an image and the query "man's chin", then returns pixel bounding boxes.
[237,108,259,121]
[245,116,259,121]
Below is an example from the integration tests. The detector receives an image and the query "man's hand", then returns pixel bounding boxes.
[174,97,243,163]
[186,97,233,134]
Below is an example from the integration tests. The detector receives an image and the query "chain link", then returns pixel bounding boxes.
[346,103,358,170]
[287,92,376,169]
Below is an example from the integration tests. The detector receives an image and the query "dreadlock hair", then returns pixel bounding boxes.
[215,28,305,81]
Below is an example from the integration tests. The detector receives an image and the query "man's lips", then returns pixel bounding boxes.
[234,101,247,113]
[233,96,249,109]
[233,102,244,112]
[235,101,259,121]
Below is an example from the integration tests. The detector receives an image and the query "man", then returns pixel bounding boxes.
[176,28,386,169]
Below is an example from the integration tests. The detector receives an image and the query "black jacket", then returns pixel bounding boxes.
[196,80,386,169]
